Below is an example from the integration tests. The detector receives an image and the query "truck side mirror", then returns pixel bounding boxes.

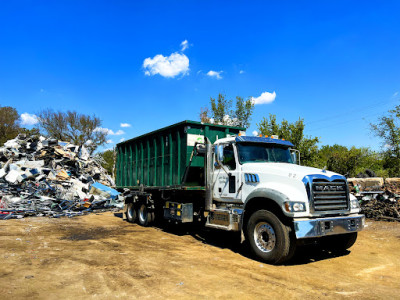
[291,152,297,164]
[215,145,224,163]
[290,149,301,165]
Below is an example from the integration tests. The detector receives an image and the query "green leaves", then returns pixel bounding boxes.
[257,114,319,166]
[0,106,21,145]
[202,93,254,129]
[371,105,400,176]
[37,109,107,154]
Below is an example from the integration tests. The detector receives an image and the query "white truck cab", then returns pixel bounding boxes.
[207,135,364,263]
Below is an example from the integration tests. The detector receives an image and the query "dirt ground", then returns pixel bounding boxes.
[0,212,399,300]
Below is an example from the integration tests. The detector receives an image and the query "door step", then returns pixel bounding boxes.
[205,208,242,231]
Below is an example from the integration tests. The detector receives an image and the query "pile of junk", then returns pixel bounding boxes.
[348,177,400,221]
[0,134,122,219]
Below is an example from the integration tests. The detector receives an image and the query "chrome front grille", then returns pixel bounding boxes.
[311,179,349,211]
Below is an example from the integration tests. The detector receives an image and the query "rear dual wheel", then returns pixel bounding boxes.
[137,203,155,226]
[126,203,137,223]
[126,203,154,226]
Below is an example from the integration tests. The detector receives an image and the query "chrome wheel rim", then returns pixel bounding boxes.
[127,205,133,219]
[254,222,276,253]
[139,204,147,223]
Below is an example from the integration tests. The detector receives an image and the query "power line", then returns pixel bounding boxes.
[305,98,398,126]
[306,109,391,134]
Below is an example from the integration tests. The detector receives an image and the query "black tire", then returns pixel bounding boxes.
[246,210,296,264]
[149,212,155,224]
[321,232,358,252]
[137,203,151,226]
[126,203,137,223]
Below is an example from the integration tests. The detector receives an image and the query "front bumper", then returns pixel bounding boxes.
[293,214,365,239]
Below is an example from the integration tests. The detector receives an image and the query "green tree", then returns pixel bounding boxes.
[201,94,255,129]
[314,145,385,177]
[257,114,319,166]
[371,105,400,177]
[37,109,107,153]
[210,94,232,124]
[234,96,254,129]
[0,106,21,145]
[315,145,360,176]
[97,149,115,177]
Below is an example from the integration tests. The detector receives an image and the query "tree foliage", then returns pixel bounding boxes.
[98,149,115,176]
[371,105,400,176]
[0,106,21,145]
[314,145,361,176]
[257,114,319,165]
[37,109,107,153]
[234,96,255,129]
[200,93,255,129]
[313,145,386,177]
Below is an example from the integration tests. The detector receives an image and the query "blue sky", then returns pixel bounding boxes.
[0,1,399,151]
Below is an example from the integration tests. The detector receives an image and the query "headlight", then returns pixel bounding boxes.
[351,199,360,209]
[284,201,306,212]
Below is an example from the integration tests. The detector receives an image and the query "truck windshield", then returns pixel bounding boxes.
[237,143,294,164]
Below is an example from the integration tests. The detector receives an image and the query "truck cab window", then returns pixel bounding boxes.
[223,144,236,170]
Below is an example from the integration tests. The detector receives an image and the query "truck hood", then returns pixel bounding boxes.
[241,162,344,181]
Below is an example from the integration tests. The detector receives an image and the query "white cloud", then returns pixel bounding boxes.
[106,139,113,144]
[119,138,126,142]
[94,127,125,136]
[114,130,125,135]
[120,123,131,128]
[251,91,276,105]
[252,130,258,136]
[94,127,114,135]
[20,113,39,126]
[180,40,189,51]
[143,51,189,78]
[85,140,93,145]
[239,70,245,74]
[207,70,223,79]
[393,92,399,97]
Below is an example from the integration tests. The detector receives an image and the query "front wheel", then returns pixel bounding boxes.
[246,210,296,264]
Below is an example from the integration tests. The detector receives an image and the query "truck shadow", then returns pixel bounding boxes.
[156,222,352,265]
[167,224,353,265]
[114,213,351,265]
[286,246,351,266]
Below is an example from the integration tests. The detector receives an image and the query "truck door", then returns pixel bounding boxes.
[213,143,242,203]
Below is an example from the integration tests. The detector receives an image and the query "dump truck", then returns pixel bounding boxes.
[116,120,364,264]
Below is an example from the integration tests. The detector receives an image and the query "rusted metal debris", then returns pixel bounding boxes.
[348,177,400,222]
[0,134,121,219]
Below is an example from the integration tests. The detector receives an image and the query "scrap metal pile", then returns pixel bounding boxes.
[0,134,121,219]
[348,177,400,221]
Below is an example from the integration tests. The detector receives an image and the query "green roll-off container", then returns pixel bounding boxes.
[116,120,244,189]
